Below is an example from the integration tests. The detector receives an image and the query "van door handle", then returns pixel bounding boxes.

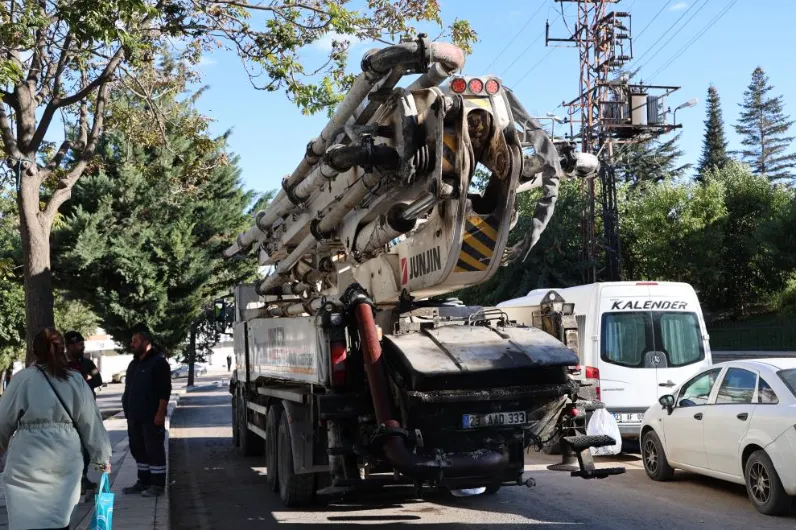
[693,413,703,420]
[736,412,749,421]
[659,381,676,387]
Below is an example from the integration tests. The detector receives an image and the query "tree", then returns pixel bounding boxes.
[696,84,731,178]
[53,60,261,352]
[0,188,24,388]
[614,133,690,191]
[0,0,475,359]
[734,67,796,182]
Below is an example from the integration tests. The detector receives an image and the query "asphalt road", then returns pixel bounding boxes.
[169,384,796,530]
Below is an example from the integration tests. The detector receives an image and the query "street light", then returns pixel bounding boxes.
[673,98,698,126]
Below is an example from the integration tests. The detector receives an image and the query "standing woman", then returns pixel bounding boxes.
[0,328,112,530]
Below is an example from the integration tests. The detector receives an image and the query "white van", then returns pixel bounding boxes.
[497,281,712,439]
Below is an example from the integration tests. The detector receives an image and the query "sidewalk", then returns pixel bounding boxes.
[0,389,183,530]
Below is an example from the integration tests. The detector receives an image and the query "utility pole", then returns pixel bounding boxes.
[547,0,682,283]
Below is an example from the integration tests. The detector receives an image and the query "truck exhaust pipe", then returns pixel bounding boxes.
[342,284,510,482]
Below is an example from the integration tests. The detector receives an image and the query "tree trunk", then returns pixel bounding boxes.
[187,324,196,387]
[18,173,55,365]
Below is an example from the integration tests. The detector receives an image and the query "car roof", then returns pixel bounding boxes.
[713,357,796,371]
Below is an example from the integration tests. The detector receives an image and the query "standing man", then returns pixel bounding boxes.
[226,354,232,372]
[121,323,171,498]
[65,330,103,493]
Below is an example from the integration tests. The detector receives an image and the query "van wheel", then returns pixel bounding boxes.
[641,430,674,481]
[277,413,315,507]
[265,405,282,492]
[484,484,501,495]
[238,395,264,457]
[745,450,790,516]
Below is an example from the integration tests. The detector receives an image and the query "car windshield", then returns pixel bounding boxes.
[601,311,704,368]
[778,369,796,397]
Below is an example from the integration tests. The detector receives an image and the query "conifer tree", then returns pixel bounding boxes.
[697,85,731,178]
[734,67,796,182]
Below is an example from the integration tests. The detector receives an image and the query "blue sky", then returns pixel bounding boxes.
[191,0,796,196]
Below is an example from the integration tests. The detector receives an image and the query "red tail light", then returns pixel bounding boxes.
[468,78,484,94]
[567,407,579,417]
[331,341,347,387]
[451,77,467,94]
[485,78,500,95]
[585,366,601,401]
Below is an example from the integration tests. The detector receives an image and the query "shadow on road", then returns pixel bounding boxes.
[169,386,795,529]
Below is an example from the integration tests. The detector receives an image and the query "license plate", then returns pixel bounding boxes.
[612,412,644,423]
[463,411,528,429]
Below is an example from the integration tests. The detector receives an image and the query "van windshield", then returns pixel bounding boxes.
[601,311,704,368]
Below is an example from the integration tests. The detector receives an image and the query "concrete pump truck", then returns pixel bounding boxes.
[221,35,623,507]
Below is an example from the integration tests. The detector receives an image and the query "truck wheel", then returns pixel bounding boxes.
[745,450,791,516]
[232,398,240,447]
[265,404,282,492]
[641,430,674,481]
[277,412,315,507]
[238,395,264,457]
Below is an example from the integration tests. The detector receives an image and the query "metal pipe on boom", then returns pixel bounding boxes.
[223,37,465,260]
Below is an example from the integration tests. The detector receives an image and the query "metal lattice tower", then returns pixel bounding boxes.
[547,0,680,283]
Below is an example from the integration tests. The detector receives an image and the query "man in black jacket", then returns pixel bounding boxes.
[121,323,172,498]
[65,330,103,493]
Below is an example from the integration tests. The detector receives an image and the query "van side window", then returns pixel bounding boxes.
[758,377,779,404]
[715,368,757,405]
[678,368,721,407]
[602,313,650,366]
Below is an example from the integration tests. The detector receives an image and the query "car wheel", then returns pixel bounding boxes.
[744,450,790,516]
[641,430,674,481]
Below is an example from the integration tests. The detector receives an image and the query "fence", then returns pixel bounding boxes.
[707,317,796,351]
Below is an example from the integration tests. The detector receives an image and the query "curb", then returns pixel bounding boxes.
[159,388,184,529]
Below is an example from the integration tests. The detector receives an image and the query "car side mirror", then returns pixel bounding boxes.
[659,394,675,414]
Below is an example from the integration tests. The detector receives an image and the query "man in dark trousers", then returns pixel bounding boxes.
[226,354,232,372]
[122,323,172,497]
[65,330,103,493]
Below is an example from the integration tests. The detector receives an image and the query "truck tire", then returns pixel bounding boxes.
[232,398,240,447]
[238,394,264,457]
[265,404,282,492]
[277,412,315,507]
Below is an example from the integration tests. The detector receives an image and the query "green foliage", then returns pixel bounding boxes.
[697,85,731,178]
[614,133,690,190]
[0,190,24,371]
[54,295,100,338]
[734,67,796,182]
[53,62,259,353]
[622,161,790,314]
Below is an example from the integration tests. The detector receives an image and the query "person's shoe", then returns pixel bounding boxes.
[141,485,165,498]
[122,481,148,494]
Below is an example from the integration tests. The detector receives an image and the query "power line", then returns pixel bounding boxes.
[485,2,547,71]
[511,48,556,88]
[649,0,738,81]
[499,34,544,77]
[634,0,673,41]
[632,0,710,76]
[628,0,702,73]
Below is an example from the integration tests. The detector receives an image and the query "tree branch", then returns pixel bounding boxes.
[38,32,72,103]
[29,42,119,154]
[42,81,110,226]
[0,102,23,159]
[37,139,71,181]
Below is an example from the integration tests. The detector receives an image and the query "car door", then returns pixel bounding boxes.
[704,367,758,477]
[662,367,722,468]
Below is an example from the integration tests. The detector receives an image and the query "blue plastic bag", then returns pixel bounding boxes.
[90,472,114,530]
